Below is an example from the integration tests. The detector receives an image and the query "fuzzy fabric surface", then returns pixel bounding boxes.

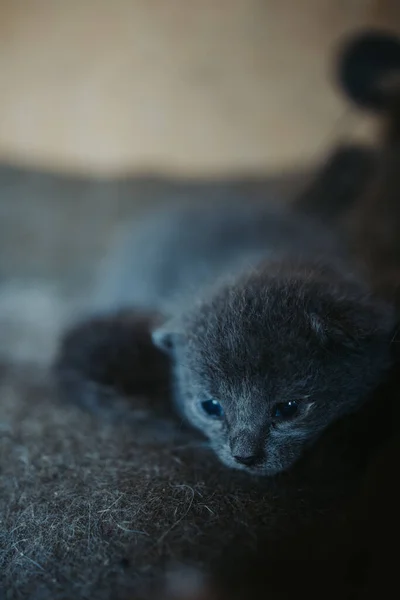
[0,161,375,599]
[0,362,357,600]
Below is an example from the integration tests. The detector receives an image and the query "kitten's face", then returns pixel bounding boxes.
[154,267,394,476]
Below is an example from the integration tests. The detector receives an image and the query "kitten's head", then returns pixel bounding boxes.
[153,264,395,476]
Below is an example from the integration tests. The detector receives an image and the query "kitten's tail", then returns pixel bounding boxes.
[337,29,400,142]
[296,30,400,225]
[338,30,400,302]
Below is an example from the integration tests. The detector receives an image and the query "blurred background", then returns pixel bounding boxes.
[2,0,399,176]
[0,0,399,364]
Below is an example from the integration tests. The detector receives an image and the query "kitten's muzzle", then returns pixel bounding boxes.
[230,432,264,467]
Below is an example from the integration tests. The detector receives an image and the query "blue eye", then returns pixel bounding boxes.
[273,400,299,420]
[201,399,224,419]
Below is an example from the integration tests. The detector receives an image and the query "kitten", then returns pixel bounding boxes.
[55,30,400,477]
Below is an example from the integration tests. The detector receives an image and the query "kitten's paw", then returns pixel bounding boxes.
[55,368,122,412]
[53,310,171,410]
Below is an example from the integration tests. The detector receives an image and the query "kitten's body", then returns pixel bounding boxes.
[93,200,346,316]
[55,30,400,477]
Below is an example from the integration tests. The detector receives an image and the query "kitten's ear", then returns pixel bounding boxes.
[309,298,395,347]
[152,321,182,354]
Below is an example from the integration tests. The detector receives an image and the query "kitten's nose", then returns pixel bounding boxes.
[233,453,260,467]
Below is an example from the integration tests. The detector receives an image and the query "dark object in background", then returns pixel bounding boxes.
[340,30,400,306]
[293,144,376,224]
[337,28,400,111]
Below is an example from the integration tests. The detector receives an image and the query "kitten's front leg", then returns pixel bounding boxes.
[53,310,171,411]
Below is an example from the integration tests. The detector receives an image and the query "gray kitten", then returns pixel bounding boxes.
[56,192,394,477]
[55,33,399,477]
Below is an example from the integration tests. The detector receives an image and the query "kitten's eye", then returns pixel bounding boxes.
[273,400,299,420]
[201,399,224,419]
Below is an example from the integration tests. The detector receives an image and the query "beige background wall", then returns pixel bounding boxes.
[0,0,399,177]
